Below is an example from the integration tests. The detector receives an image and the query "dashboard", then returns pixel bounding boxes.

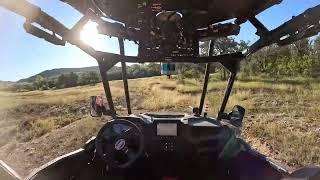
[129,113,232,157]
[93,112,241,179]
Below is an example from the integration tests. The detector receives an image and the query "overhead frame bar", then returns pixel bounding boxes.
[247,5,320,55]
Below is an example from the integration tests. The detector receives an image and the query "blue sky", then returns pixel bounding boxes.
[0,0,319,81]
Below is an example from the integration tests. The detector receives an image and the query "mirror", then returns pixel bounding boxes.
[228,105,245,127]
[90,96,103,117]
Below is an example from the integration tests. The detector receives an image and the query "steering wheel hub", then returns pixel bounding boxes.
[114,139,126,151]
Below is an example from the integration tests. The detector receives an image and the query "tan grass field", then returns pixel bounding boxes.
[0,76,319,176]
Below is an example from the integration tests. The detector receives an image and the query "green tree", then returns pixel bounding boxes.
[33,75,48,90]
[65,72,78,87]
[56,74,66,88]
[47,80,56,89]
[200,38,249,80]
[80,72,100,85]
[293,38,311,58]
[145,63,161,76]
[242,36,319,78]
[56,73,79,88]
[128,64,148,78]
[88,71,100,84]
[314,35,320,57]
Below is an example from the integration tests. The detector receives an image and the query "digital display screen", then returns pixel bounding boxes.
[157,123,177,136]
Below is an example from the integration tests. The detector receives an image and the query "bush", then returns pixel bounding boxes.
[33,75,48,90]
[9,83,35,92]
[56,73,79,88]
[17,119,56,142]
[216,36,320,79]
[79,72,100,85]
[178,69,202,80]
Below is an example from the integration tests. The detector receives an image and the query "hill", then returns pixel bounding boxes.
[17,63,161,86]
[18,66,100,83]
[11,64,161,91]
[0,81,14,86]
[0,81,15,90]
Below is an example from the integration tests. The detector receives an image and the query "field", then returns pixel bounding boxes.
[0,76,319,176]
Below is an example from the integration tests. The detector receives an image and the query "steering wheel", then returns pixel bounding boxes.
[95,119,144,168]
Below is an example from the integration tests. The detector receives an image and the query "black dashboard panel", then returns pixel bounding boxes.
[146,119,189,155]
[122,113,232,158]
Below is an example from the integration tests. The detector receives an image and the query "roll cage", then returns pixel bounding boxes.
[0,0,319,118]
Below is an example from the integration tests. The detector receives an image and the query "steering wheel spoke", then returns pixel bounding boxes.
[125,148,136,161]
[104,144,116,158]
[122,128,136,138]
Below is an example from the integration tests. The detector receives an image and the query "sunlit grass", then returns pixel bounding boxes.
[0,76,319,168]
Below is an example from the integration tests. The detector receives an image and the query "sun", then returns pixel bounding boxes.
[80,21,100,47]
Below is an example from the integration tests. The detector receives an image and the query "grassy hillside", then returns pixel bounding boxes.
[16,63,161,84]
[0,76,319,176]
[18,66,100,83]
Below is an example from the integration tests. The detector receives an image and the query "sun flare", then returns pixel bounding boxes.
[80,21,99,46]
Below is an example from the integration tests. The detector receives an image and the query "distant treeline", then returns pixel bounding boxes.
[179,35,320,80]
[10,64,161,91]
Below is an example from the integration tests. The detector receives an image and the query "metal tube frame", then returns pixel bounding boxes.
[98,60,116,117]
[118,38,132,114]
[199,40,214,115]
[217,72,237,120]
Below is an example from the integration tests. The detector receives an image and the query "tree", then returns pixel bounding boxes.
[56,74,66,88]
[80,72,100,85]
[33,75,48,90]
[145,63,161,76]
[314,35,320,57]
[200,38,249,80]
[65,72,79,87]
[214,38,239,79]
[241,36,320,78]
[88,72,100,84]
[128,64,148,78]
[293,38,311,58]
[56,73,79,88]
[199,41,210,56]
[179,38,251,80]
[47,80,56,89]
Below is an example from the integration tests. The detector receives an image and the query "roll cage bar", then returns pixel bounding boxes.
[0,0,319,118]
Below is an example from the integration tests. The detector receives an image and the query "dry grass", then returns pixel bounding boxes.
[0,76,319,169]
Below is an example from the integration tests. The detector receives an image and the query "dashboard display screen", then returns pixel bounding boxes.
[157,123,177,136]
